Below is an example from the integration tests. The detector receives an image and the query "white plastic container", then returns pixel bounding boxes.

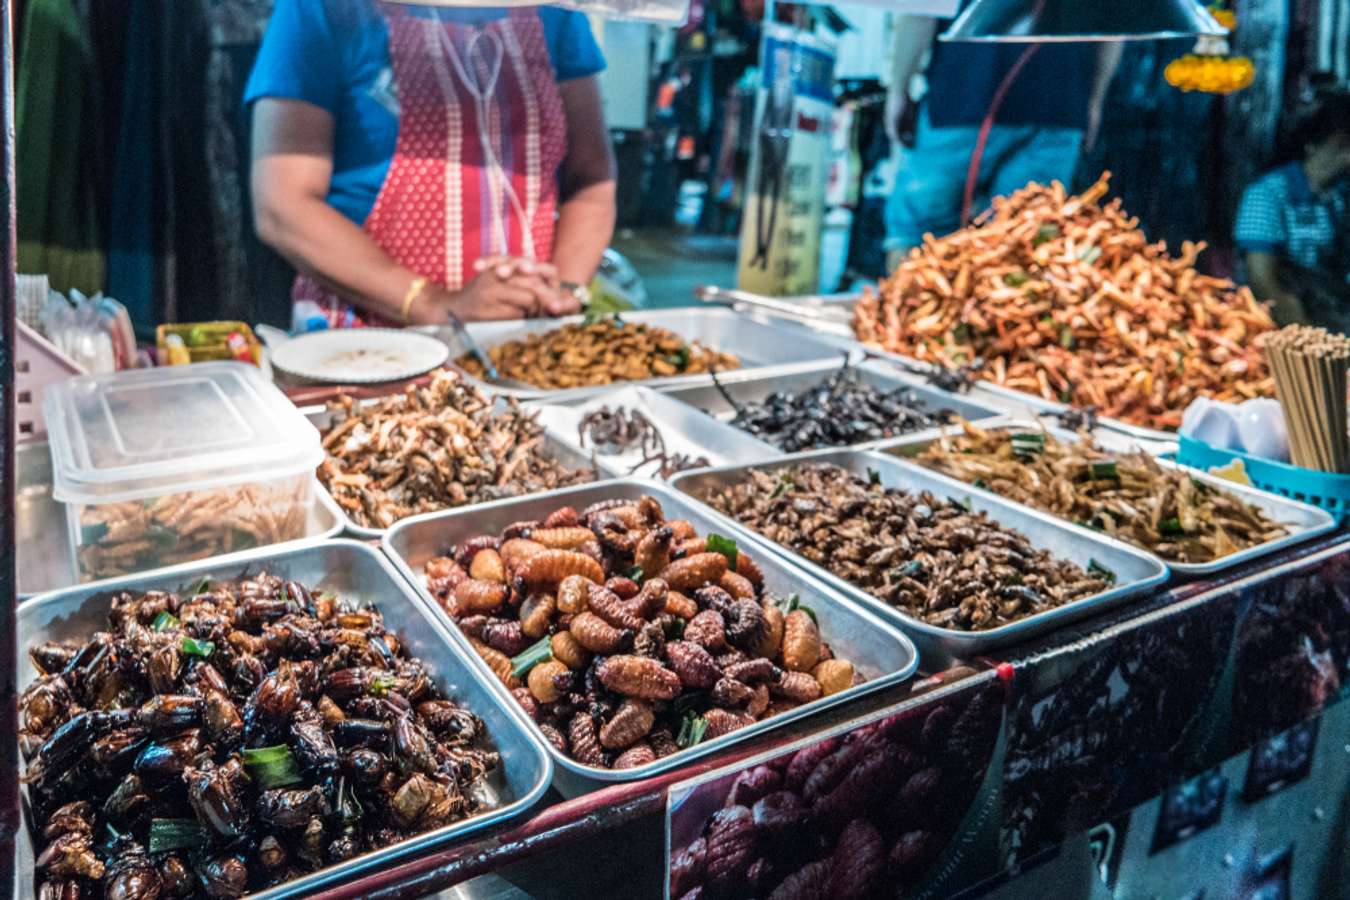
[44,361,324,582]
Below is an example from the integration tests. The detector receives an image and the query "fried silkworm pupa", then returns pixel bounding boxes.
[702,708,755,740]
[598,699,655,750]
[658,553,729,591]
[596,655,682,701]
[556,574,591,615]
[811,659,854,696]
[543,506,580,528]
[499,538,547,573]
[613,742,656,770]
[771,671,823,704]
[569,612,631,654]
[550,631,589,670]
[588,584,646,632]
[468,549,506,584]
[453,579,508,615]
[516,550,605,588]
[527,527,595,550]
[568,712,605,767]
[454,536,500,568]
[781,609,821,673]
[469,639,518,689]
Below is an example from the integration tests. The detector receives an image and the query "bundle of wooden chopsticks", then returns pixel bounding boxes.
[854,173,1277,431]
[1266,324,1350,472]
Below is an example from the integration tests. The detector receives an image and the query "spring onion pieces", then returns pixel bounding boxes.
[242,745,304,789]
[151,611,180,632]
[180,636,215,658]
[148,818,211,854]
[510,637,553,680]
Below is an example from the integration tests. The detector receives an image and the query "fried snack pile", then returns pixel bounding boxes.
[854,174,1276,430]
[425,495,862,770]
[76,483,308,582]
[914,422,1288,563]
[21,575,500,899]
[699,464,1110,631]
[457,318,740,389]
[318,371,593,529]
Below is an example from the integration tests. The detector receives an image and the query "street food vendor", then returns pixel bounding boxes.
[246,0,616,327]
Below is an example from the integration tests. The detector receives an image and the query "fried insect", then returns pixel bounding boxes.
[659,553,730,591]
[597,655,683,701]
[516,550,606,589]
[782,610,821,673]
[20,573,500,899]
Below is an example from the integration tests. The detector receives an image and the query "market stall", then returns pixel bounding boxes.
[8,2,1350,897]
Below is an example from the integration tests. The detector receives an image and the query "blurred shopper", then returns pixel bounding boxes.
[1235,91,1350,329]
[247,0,616,327]
[883,10,1120,263]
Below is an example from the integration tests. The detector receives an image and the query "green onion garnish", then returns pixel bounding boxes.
[626,565,645,585]
[180,636,215,658]
[1032,224,1059,246]
[151,611,180,632]
[972,478,989,490]
[1160,517,1184,535]
[769,475,794,500]
[778,594,818,624]
[368,674,396,696]
[707,534,738,570]
[185,577,212,596]
[1010,433,1046,456]
[148,818,210,854]
[242,745,304,789]
[867,467,882,485]
[1087,559,1118,585]
[1089,460,1119,480]
[1059,326,1075,350]
[510,637,553,680]
[672,691,708,715]
[676,714,709,749]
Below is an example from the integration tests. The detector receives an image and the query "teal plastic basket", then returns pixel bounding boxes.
[1177,435,1350,523]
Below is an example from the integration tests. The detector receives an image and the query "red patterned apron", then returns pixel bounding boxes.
[293,5,568,328]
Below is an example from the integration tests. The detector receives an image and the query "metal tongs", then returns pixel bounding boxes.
[441,311,500,379]
[694,285,856,329]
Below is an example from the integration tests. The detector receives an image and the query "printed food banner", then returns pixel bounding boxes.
[737,25,837,296]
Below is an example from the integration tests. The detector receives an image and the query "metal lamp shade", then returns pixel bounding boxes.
[940,0,1227,42]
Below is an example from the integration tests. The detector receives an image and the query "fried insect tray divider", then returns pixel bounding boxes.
[304,400,603,540]
[16,540,553,900]
[526,385,783,479]
[669,449,1169,669]
[872,419,1337,577]
[381,479,920,797]
[658,358,1005,449]
[429,307,860,401]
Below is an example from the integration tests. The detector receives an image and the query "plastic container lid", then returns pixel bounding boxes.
[45,361,324,504]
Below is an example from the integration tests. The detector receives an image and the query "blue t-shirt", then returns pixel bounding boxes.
[245,0,605,226]
[1234,162,1347,271]
[924,0,1095,130]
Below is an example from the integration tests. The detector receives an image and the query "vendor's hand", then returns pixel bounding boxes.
[473,256,576,317]
[408,273,537,323]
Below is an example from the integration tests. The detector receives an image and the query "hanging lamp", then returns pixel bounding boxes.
[940,0,1226,42]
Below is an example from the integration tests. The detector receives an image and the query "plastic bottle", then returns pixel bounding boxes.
[291,300,331,334]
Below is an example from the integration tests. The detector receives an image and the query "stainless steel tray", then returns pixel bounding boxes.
[16,441,345,598]
[382,479,920,796]
[659,358,1005,449]
[873,419,1337,577]
[670,449,1169,668]
[16,540,552,900]
[422,307,858,401]
[304,402,603,540]
[527,385,782,479]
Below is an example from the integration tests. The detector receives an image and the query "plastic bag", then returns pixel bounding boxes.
[40,289,138,374]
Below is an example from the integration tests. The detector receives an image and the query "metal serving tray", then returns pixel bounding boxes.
[659,358,1005,449]
[670,450,1169,668]
[382,479,921,797]
[873,419,1337,578]
[527,385,782,479]
[303,401,603,540]
[16,540,553,900]
[16,442,345,599]
[426,307,857,401]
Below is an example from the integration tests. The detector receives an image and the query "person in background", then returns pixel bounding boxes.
[1234,91,1350,329]
[247,0,617,327]
[882,10,1121,264]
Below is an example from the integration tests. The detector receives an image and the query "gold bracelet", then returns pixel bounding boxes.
[400,276,429,324]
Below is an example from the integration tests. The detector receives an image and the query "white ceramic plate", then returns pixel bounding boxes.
[270,329,449,384]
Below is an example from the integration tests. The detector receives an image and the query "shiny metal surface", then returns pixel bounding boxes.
[670,449,1169,668]
[16,441,345,598]
[431,307,858,401]
[527,385,782,479]
[382,479,920,796]
[16,540,552,900]
[659,359,1005,448]
[874,419,1337,578]
[303,402,603,540]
